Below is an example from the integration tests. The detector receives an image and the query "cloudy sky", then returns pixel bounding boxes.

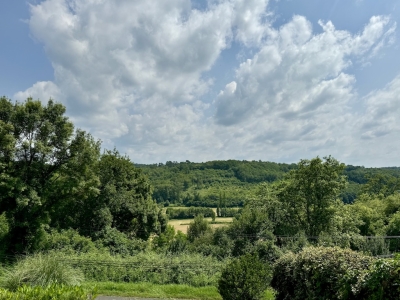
[1,0,400,167]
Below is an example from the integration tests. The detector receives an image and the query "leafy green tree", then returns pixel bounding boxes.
[153,225,176,250]
[218,253,272,300]
[362,173,400,197]
[273,156,347,236]
[187,215,212,242]
[0,97,99,253]
[167,230,188,254]
[228,204,274,256]
[68,149,167,240]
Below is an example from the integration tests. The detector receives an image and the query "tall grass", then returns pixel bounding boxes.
[0,285,96,300]
[59,251,225,286]
[0,253,84,291]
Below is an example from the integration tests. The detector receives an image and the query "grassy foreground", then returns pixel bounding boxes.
[82,282,275,300]
[83,282,221,299]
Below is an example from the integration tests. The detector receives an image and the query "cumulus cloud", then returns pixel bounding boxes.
[14,0,399,165]
[359,75,400,140]
[213,15,396,165]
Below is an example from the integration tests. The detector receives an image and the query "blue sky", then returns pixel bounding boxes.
[1,0,400,166]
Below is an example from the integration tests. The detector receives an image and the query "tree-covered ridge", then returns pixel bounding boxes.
[137,160,400,207]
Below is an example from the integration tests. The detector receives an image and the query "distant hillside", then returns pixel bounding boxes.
[136,160,400,207]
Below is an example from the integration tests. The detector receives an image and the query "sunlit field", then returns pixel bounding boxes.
[168,217,234,234]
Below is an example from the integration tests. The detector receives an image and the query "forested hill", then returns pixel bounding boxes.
[136,160,400,207]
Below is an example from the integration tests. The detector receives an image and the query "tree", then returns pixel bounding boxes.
[56,149,167,240]
[0,97,100,253]
[187,215,212,242]
[273,156,347,236]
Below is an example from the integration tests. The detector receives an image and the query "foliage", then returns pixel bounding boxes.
[352,255,400,300]
[0,97,101,253]
[187,215,213,243]
[55,149,167,241]
[138,160,400,207]
[386,212,400,251]
[35,228,98,254]
[137,160,297,207]
[218,254,272,300]
[166,207,216,220]
[271,246,373,300]
[152,225,176,250]
[0,253,84,291]
[59,251,223,286]
[167,230,189,254]
[0,214,8,257]
[0,285,96,300]
[94,226,149,256]
[273,156,347,236]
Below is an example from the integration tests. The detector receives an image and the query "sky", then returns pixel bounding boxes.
[1,0,400,167]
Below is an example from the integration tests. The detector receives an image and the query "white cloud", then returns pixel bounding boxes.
[213,15,395,166]
[14,0,399,165]
[359,75,400,140]
[14,81,60,102]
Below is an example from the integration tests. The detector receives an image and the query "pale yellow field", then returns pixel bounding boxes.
[168,217,233,234]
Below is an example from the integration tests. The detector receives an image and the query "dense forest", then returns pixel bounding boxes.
[1,97,400,299]
[137,160,400,207]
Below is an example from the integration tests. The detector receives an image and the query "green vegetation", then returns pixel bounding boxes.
[2,96,400,299]
[83,281,221,299]
[0,253,83,291]
[271,247,373,300]
[272,247,400,300]
[0,285,96,300]
[218,254,272,300]
[137,158,400,207]
[167,207,216,220]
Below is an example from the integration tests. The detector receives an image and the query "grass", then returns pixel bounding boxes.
[82,281,222,299]
[82,282,276,300]
[168,217,233,234]
[0,253,84,291]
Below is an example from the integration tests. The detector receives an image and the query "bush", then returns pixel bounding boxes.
[0,284,96,300]
[187,215,212,242]
[0,253,84,291]
[271,246,373,300]
[353,255,400,300]
[95,226,148,256]
[36,228,98,254]
[218,254,272,300]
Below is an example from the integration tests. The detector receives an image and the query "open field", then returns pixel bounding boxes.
[168,217,233,234]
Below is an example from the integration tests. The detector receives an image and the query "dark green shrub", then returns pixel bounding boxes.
[36,229,97,253]
[95,226,148,255]
[271,246,373,300]
[353,255,400,300]
[218,254,272,300]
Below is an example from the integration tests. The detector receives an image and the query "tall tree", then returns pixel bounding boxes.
[0,97,99,253]
[273,156,347,236]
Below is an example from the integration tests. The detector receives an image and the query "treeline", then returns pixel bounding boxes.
[166,207,216,219]
[137,160,400,207]
[165,207,238,220]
